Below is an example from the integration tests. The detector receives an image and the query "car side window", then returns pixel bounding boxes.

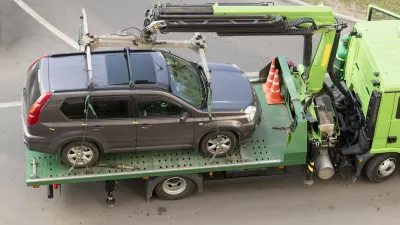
[61,97,90,119]
[137,99,183,118]
[61,96,130,120]
[91,96,130,119]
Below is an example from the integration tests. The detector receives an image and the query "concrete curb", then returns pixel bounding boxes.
[283,0,364,23]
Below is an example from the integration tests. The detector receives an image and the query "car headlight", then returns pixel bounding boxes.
[244,105,256,122]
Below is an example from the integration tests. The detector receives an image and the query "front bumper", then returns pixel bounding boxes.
[240,96,262,142]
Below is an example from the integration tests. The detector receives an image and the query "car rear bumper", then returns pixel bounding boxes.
[23,120,56,155]
[23,133,55,154]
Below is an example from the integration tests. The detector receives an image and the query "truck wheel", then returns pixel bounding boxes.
[365,153,399,183]
[154,176,196,200]
[200,131,237,157]
[61,141,99,168]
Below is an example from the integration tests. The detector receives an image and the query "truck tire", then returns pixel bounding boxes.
[61,141,100,168]
[200,131,237,157]
[154,176,196,200]
[364,153,399,183]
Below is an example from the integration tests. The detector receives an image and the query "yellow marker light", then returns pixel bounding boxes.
[321,44,332,67]
[49,128,55,131]
[33,185,40,188]
[278,166,284,169]
[82,124,87,126]
[209,172,213,177]
[132,122,138,124]
[143,176,149,180]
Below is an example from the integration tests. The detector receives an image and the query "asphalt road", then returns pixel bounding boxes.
[0,0,399,224]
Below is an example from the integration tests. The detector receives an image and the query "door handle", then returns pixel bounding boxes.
[140,123,152,129]
[92,125,104,131]
[388,136,397,143]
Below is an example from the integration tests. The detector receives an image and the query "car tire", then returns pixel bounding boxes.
[154,176,196,200]
[200,131,237,157]
[61,141,100,168]
[364,153,399,183]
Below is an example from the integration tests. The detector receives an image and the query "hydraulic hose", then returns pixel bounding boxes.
[350,130,359,145]
[322,82,346,111]
[327,32,351,101]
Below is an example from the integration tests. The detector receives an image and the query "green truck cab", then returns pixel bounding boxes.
[344,9,400,156]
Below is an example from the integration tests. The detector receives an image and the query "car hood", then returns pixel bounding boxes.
[208,63,254,111]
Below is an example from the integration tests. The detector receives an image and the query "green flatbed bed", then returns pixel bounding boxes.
[26,57,307,188]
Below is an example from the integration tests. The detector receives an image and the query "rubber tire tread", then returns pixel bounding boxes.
[61,141,100,168]
[364,153,399,183]
[154,176,196,200]
[200,131,237,157]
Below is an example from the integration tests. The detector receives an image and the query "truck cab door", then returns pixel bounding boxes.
[386,94,400,149]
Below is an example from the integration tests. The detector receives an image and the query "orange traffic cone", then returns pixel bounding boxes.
[266,69,284,104]
[262,59,276,94]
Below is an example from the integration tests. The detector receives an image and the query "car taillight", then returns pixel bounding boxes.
[27,92,52,126]
[27,54,49,72]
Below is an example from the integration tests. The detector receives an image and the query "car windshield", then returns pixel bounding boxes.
[162,52,206,108]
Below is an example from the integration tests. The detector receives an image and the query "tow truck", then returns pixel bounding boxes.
[25,3,400,204]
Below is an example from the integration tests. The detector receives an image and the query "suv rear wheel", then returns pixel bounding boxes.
[61,141,100,168]
[200,131,237,157]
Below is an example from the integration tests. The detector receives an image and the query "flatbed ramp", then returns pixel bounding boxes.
[26,84,292,186]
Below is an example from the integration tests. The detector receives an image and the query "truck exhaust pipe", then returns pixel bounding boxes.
[315,148,335,179]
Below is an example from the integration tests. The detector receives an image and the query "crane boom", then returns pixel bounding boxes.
[143,2,347,93]
[79,2,347,94]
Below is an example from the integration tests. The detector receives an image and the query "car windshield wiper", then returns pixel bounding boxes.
[195,64,209,109]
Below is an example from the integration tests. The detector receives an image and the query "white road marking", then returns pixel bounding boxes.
[0,101,22,108]
[13,0,80,50]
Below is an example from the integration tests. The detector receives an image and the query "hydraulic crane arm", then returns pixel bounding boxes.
[143,2,347,93]
[79,2,346,94]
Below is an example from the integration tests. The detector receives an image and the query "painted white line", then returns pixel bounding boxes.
[13,0,80,50]
[0,101,22,108]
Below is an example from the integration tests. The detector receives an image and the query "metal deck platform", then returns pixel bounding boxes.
[26,83,292,186]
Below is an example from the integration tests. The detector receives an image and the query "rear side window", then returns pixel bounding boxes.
[60,96,130,120]
[24,63,41,113]
[60,97,87,119]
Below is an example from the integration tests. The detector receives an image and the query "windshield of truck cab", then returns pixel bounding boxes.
[162,52,206,108]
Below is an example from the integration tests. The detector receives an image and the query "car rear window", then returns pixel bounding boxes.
[24,62,41,115]
[61,96,130,119]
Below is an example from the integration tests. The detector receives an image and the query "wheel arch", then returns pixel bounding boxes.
[363,152,400,183]
[195,127,242,149]
[56,136,105,156]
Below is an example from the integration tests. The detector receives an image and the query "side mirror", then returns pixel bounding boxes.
[180,112,189,123]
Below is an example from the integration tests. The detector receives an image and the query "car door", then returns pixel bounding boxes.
[87,95,136,152]
[134,95,195,150]
[386,94,400,150]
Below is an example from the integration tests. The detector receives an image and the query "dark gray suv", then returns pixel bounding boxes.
[22,50,261,167]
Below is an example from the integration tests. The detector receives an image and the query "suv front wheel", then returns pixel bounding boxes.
[200,131,237,157]
[61,141,100,168]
